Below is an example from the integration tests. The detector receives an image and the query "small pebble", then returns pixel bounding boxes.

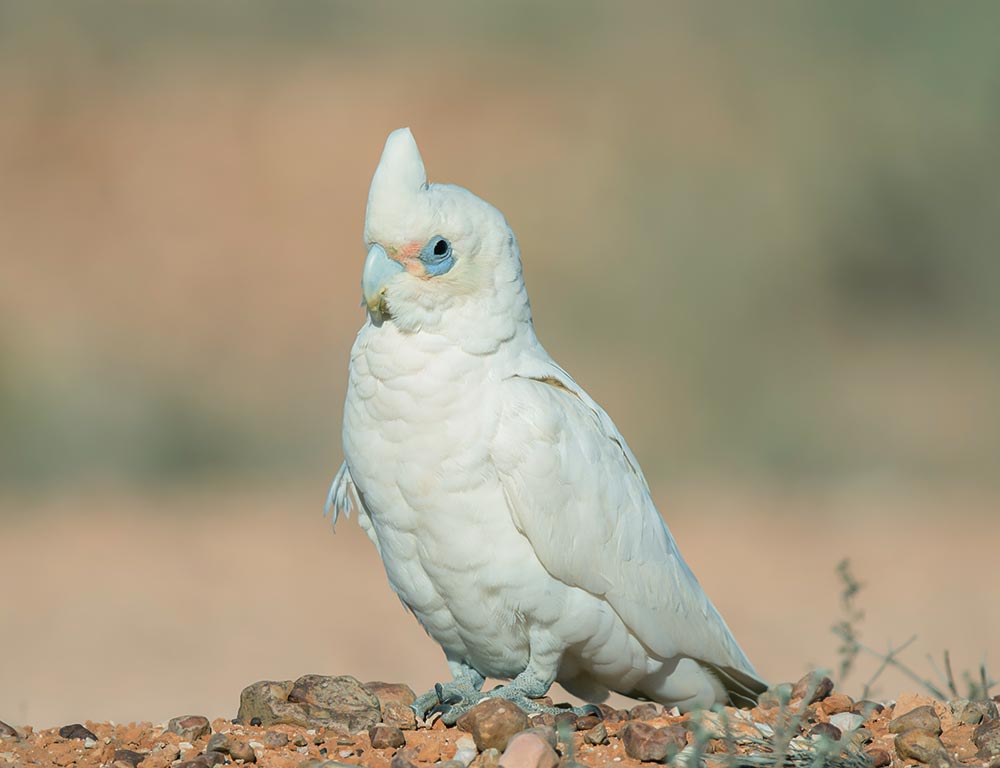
[829,712,863,732]
[595,704,627,723]
[975,718,1000,757]
[791,673,834,704]
[383,700,418,730]
[553,711,578,731]
[809,722,841,741]
[0,721,18,740]
[864,747,891,768]
[369,723,406,749]
[390,752,420,768]
[456,699,530,752]
[889,705,942,735]
[114,749,146,767]
[469,748,501,768]
[292,734,308,747]
[152,743,181,761]
[574,714,600,731]
[263,731,289,748]
[628,703,660,721]
[453,735,478,766]
[364,681,417,708]
[167,715,212,741]
[58,724,97,740]
[231,740,258,762]
[250,718,262,727]
[895,729,949,766]
[437,761,466,768]
[854,700,885,717]
[497,731,557,768]
[522,726,556,749]
[954,698,999,726]
[819,693,854,715]
[620,721,683,762]
[848,727,873,746]
[583,722,608,745]
[176,753,226,768]
[530,714,555,728]
[84,737,97,748]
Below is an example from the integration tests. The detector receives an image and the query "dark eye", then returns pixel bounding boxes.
[419,235,455,276]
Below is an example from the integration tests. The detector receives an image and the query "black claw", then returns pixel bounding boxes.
[580,704,603,718]
[428,702,453,718]
[432,681,464,707]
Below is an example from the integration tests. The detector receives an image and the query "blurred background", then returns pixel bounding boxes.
[1,1,998,727]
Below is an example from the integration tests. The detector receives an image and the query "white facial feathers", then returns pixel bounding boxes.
[359,127,531,341]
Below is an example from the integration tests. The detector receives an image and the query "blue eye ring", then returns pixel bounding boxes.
[419,235,455,276]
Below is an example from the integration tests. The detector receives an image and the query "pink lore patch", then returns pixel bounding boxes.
[393,241,428,276]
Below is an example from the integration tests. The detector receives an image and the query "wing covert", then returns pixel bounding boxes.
[491,363,756,676]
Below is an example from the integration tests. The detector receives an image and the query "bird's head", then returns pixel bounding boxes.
[361,128,531,343]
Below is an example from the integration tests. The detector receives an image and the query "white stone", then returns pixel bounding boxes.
[830,712,863,732]
[454,735,478,766]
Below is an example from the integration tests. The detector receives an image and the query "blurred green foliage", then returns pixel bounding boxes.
[0,1,998,494]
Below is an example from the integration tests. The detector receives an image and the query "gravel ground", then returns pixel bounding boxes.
[2,674,998,768]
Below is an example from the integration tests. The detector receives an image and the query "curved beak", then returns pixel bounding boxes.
[362,243,405,321]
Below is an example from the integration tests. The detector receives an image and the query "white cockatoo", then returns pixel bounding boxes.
[328,128,766,721]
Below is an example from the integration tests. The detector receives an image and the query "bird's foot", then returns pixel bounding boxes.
[412,679,487,725]
[413,680,602,725]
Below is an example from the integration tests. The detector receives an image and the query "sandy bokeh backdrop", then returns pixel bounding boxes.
[1,3,998,727]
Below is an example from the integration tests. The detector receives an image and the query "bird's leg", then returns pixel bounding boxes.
[411,662,486,722]
[421,637,601,724]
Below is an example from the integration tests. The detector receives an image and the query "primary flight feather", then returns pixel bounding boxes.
[328,127,766,721]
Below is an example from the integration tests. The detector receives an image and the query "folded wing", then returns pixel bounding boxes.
[491,359,763,701]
